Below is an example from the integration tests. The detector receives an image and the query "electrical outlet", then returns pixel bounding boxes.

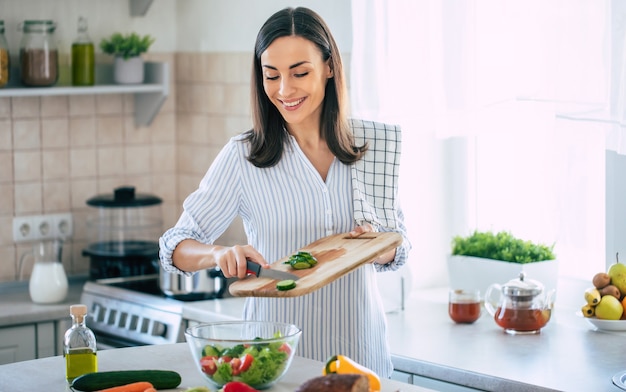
[13,216,35,242]
[51,213,73,239]
[13,213,74,243]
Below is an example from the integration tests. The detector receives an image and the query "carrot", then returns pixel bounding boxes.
[96,381,154,392]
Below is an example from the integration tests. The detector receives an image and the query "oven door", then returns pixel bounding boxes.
[81,283,185,348]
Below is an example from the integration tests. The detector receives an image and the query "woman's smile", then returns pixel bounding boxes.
[280,97,307,110]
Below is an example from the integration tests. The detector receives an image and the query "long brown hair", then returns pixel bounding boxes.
[244,7,367,167]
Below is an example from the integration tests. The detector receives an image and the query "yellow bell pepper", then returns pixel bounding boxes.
[323,355,381,392]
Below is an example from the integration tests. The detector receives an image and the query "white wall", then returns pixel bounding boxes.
[0,0,351,55]
[176,0,352,53]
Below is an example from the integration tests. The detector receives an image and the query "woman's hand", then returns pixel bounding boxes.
[348,223,396,265]
[172,240,268,278]
[214,245,268,279]
[348,222,376,238]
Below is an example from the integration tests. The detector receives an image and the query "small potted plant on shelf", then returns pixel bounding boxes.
[447,230,558,295]
[100,32,155,84]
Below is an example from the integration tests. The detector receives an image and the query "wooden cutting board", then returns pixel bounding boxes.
[228,232,402,298]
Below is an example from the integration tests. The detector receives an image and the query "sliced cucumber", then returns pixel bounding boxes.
[276,279,297,291]
[290,261,312,270]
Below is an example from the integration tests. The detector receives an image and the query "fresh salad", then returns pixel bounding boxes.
[198,332,293,387]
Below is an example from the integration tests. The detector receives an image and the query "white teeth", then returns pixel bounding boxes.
[283,98,304,107]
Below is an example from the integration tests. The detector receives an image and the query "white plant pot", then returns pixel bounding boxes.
[447,255,559,298]
[114,56,144,84]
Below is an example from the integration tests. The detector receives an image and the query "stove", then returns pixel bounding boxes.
[80,277,186,349]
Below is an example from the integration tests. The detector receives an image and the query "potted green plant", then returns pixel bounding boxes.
[100,32,155,84]
[447,230,558,295]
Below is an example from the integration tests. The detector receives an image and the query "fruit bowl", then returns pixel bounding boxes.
[578,313,626,331]
[185,321,301,389]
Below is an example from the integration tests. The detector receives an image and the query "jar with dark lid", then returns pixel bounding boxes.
[0,21,9,87]
[83,186,163,279]
[19,20,58,87]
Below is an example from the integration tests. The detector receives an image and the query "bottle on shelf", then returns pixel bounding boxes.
[63,304,98,382]
[71,16,95,86]
[0,20,9,87]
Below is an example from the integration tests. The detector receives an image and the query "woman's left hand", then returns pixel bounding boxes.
[348,222,376,238]
[348,223,396,265]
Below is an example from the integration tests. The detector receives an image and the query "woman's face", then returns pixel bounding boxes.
[260,35,333,131]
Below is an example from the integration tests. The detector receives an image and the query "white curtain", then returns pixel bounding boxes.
[351,0,619,286]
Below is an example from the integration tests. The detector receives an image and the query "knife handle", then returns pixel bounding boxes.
[245,260,262,277]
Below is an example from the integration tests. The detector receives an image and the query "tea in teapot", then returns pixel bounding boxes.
[485,272,555,334]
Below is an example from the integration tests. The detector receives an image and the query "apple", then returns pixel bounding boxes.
[595,295,624,320]
[608,253,626,297]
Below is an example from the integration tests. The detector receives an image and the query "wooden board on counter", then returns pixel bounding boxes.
[228,232,402,298]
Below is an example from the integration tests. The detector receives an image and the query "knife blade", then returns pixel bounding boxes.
[246,260,300,281]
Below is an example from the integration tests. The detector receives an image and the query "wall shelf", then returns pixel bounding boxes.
[130,0,154,16]
[0,62,169,126]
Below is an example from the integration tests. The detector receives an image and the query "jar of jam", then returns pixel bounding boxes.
[485,272,556,334]
[19,20,58,87]
[0,20,9,87]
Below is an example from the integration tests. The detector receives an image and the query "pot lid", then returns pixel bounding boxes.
[502,271,543,297]
[86,186,162,208]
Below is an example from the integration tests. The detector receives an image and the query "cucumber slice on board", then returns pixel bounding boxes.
[276,279,297,291]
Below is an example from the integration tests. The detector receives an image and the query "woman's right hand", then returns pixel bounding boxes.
[172,239,268,278]
[213,244,268,279]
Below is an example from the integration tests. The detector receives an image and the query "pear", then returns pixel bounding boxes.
[608,252,626,297]
[595,295,624,320]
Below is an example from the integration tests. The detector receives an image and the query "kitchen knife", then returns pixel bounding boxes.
[246,260,300,281]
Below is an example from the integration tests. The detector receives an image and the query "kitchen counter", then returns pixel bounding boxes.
[0,278,85,326]
[385,287,624,392]
[2,278,625,391]
[0,342,432,391]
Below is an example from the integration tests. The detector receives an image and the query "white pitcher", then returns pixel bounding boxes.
[19,239,68,304]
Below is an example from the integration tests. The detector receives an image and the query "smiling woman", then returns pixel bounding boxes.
[160,6,411,381]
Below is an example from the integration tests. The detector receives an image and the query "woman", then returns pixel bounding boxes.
[159,7,411,377]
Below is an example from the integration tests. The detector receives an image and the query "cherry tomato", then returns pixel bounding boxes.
[200,355,217,375]
[230,357,242,376]
[239,353,254,373]
[278,343,292,356]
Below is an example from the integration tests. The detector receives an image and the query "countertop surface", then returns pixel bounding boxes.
[0,342,431,392]
[2,277,625,391]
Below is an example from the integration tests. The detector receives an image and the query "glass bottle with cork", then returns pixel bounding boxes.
[64,304,98,382]
[71,16,94,86]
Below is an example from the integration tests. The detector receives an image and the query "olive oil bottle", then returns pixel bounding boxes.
[71,16,94,86]
[64,304,97,382]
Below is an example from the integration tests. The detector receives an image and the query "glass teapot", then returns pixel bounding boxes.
[484,272,555,335]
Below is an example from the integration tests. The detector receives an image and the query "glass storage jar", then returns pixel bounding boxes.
[19,20,58,87]
[0,20,9,87]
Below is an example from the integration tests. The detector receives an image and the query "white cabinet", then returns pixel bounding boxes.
[0,321,64,365]
[392,369,482,391]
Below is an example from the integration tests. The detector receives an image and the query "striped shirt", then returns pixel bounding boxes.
[160,120,410,378]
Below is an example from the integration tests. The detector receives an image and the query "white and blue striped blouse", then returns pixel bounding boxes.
[160,124,410,378]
